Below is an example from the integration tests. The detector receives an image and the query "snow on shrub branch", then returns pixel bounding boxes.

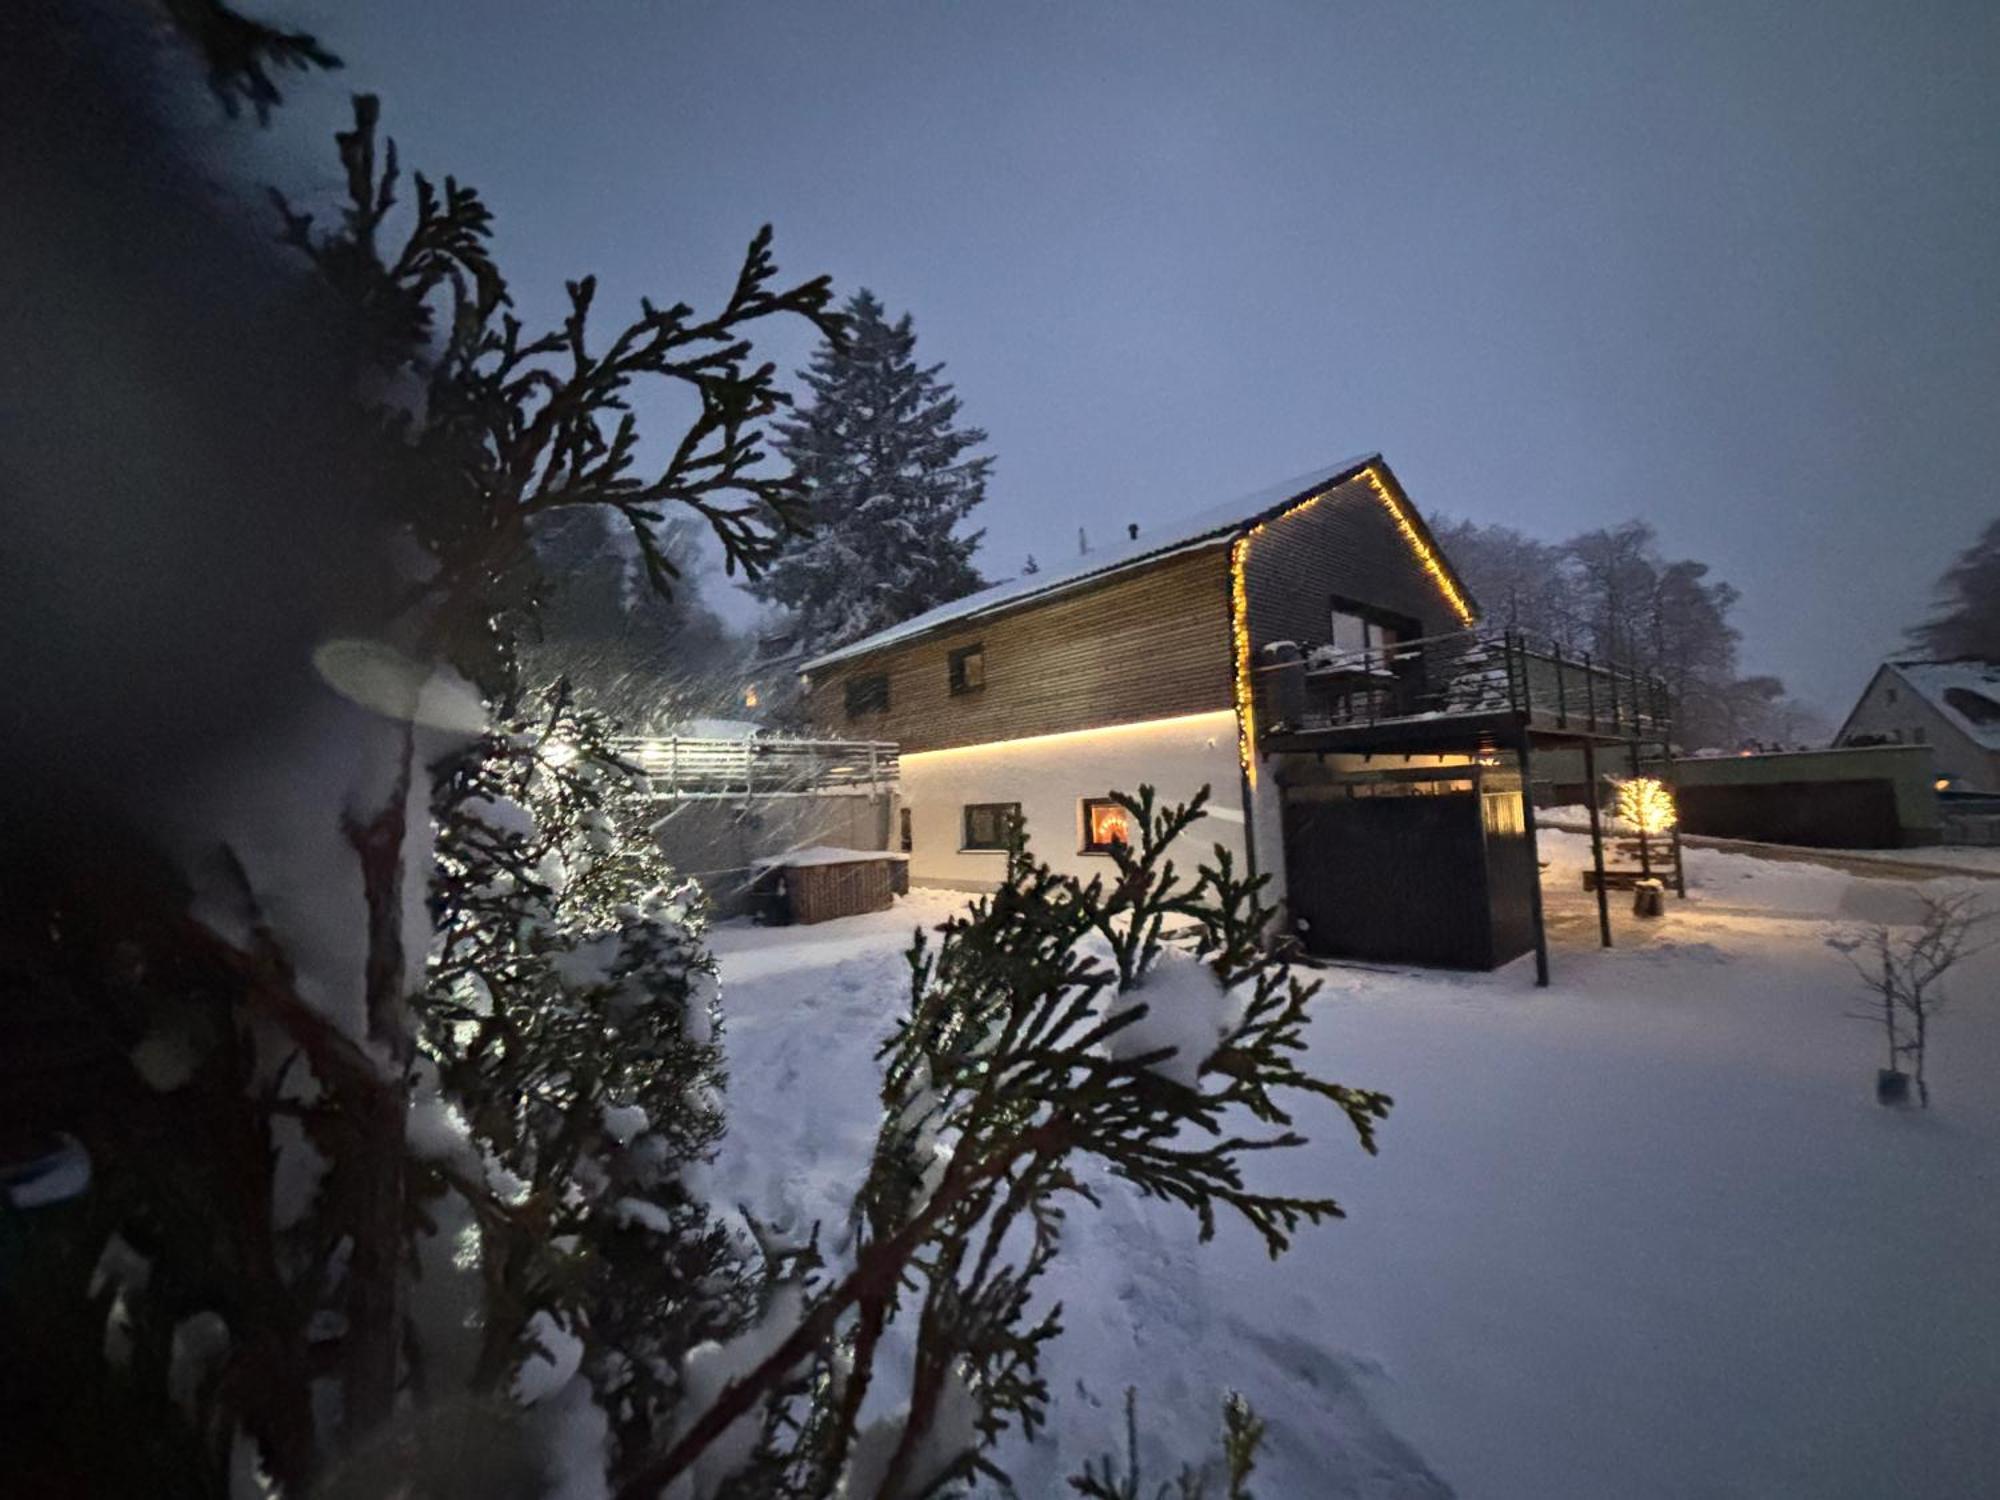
[614,785,1390,1499]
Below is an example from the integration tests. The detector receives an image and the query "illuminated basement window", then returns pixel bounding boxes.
[1080,797,1133,853]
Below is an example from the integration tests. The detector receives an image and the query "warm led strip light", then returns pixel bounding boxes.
[899,708,1237,762]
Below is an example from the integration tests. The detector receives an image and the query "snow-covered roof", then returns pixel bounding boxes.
[800,454,1386,673]
[753,845,909,868]
[1889,660,2000,750]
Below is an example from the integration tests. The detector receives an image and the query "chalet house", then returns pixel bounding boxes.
[1834,660,2000,792]
[799,455,1668,978]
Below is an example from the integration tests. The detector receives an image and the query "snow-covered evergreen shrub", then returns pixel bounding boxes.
[614,787,1391,1499]
[422,690,742,1468]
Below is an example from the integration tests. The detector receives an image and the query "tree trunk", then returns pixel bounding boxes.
[341,728,416,1441]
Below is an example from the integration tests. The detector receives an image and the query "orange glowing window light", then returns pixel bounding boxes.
[1083,797,1133,851]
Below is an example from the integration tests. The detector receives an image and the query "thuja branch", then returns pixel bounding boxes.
[612,1119,1072,1500]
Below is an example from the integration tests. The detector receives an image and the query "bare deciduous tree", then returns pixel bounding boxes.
[1832,890,1990,1107]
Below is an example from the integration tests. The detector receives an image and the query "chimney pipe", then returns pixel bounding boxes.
[1128,523,1139,540]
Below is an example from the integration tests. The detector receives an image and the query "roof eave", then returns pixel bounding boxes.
[800,457,1383,676]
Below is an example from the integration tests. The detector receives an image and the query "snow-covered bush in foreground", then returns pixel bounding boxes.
[419,691,742,1473]
[12,83,836,1498]
[20,69,1386,1500]
[613,787,1390,1499]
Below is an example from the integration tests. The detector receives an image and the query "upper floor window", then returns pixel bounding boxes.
[845,673,890,717]
[962,802,1020,852]
[1944,686,2000,726]
[949,643,986,696]
[1081,797,1134,854]
[1330,608,1402,655]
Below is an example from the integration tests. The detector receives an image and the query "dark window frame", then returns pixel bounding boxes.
[1079,796,1135,855]
[961,802,1020,852]
[948,642,986,696]
[899,806,913,853]
[1328,594,1423,653]
[1944,686,2000,726]
[845,672,890,718]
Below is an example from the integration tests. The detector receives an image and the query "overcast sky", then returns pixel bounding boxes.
[251,0,1998,716]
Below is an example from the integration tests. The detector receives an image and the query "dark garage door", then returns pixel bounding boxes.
[1284,791,1497,969]
[1677,778,1901,849]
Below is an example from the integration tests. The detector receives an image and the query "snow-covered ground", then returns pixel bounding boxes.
[704,833,2000,1498]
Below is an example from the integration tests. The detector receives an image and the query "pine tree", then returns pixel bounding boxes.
[1908,517,2000,661]
[752,290,992,653]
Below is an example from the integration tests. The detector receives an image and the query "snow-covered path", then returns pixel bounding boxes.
[704,836,2000,1498]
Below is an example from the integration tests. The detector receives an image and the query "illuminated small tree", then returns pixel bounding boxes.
[1613,775,1675,881]
[1612,776,1676,838]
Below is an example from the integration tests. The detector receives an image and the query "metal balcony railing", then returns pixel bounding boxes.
[614,736,900,799]
[1260,627,1671,741]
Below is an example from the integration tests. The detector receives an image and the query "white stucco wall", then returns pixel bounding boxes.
[899,710,1249,890]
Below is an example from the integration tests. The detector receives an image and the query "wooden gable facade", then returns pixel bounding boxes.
[1239,467,1473,652]
[800,459,1476,759]
[802,545,1235,753]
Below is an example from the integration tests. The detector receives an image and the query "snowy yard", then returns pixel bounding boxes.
[704,834,2000,1499]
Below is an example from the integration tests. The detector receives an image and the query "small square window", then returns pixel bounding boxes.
[949,643,985,695]
[845,673,890,717]
[962,802,1020,851]
[1081,797,1134,853]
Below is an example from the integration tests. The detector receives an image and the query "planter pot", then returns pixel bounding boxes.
[1632,878,1666,918]
[1876,1068,1912,1107]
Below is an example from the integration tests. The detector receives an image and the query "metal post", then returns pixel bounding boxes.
[1583,736,1611,947]
[668,736,679,798]
[1628,723,1651,877]
[1584,651,1596,732]
[1519,731,1550,988]
[1665,748,1688,898]
[1555,644,1568,728]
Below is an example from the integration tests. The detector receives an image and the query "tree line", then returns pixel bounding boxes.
[1427,515,1828,749]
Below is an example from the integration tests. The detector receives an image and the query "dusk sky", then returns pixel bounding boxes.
[249,0,1999,718]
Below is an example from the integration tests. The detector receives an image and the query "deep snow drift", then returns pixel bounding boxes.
[703,833,2000,1498]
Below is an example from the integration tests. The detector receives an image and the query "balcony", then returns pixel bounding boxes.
[615,735,899,799]
[1257,627,1670,749]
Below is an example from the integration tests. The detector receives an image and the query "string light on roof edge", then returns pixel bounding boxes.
[1230,532,1260,787]
[1360,466,1476,627]
[1228,465,1475,791]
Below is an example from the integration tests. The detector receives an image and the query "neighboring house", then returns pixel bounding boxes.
[1834,660,2000,792]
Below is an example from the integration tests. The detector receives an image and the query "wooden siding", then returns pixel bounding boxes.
[782,856,904,924]
[804,546,1235,752]
[1241,472,1468,653]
